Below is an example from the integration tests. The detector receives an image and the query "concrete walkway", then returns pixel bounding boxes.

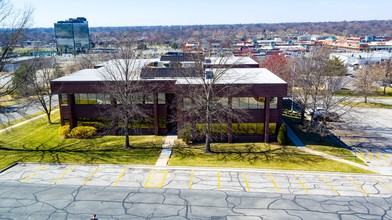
[155,135,177,166]
[298,147,385,174]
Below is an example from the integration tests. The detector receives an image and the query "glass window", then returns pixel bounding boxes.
[75,93,112,105]
[270,97,278,109]
[239,97,249,109]
[88,93,97,104]
[131,93,143,104]
[256,97,265,109]
[232,97,266,109]
[212,98,228,108]
[144,94,154,104]
[183,98,192,110]
[158,93,166,104]
[249,97,258,109]
[96,94,110,104]
[60,94,68,106]
[232,98,240,109]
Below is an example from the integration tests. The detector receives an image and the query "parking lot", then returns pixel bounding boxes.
[2,163,392,198]
[335,107,392,150]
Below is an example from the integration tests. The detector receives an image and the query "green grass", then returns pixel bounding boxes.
[169,143,372,173]
[380,87,392,96]
[307,145,366,165]
[0,112,163,170]
[282,115,369,166]
[10,48,56,53]
[0,108,58,130]
[341,101,392,109]
[334,87,392,97]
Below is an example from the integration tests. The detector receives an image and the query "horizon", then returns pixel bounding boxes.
[25,19,392,29]
[11,0,392,28]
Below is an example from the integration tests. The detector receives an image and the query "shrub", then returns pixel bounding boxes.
[68,126,97,139]
[58,125,70,137]
[79,121,106,129]
[277,124,289,145]
[179,124,192,144]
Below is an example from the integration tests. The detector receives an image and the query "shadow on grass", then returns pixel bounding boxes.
[283,115,342,147]
[0,138,162,168]
[173,143,326,166]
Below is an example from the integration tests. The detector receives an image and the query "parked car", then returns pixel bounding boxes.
[305,106,324,115]
[0,106,19,113]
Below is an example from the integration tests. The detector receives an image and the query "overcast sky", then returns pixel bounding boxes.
[11,0,392,28]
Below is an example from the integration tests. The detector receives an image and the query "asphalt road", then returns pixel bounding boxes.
[334,107,392,150]
[0,96,58,125]
[1,164,392,219]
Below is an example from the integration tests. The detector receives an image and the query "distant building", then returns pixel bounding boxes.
[54,17,90,53]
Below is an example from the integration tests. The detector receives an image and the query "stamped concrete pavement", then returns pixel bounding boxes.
[2,163,392,198]
[2,163,392,219]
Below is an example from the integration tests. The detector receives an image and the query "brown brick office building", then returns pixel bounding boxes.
[51,54,287,143]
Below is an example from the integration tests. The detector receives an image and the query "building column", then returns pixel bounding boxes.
[264,97,270,143]
[68,94,77,129]
[275,97,284,136]
[227,97,233,143]
[153,93,159,136]
[59,94,65,126]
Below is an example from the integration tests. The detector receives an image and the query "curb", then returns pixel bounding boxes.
[0,162,18,174]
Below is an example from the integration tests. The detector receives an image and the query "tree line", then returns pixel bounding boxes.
[19,20,392,47]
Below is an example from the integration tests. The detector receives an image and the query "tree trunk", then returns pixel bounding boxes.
[205,137,211,153]
[205,97,212,153]
[205,118,212,153]
[384,85,387,95]
[364,95,368,104]
[124,118,131,149]
[46,113,52,124]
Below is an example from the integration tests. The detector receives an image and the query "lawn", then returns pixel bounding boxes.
[0,112,163,170]
[341,101,392,109]
[307,145,366,165]
[169,143,372,173]
[282,115,369,166]
[334,87,392,97]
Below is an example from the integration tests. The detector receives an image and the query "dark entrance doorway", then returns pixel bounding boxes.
[166,93,177,134]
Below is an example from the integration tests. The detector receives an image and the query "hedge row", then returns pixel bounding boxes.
[58,125,97,139]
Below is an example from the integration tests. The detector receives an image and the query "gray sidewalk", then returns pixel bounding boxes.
[155,135,177,166]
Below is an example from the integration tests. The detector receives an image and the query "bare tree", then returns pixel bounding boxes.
[380,57,392,95]
[0,0,32,123]
[354,64,381,103]
[0,0,32,69]
[11,57,60,124]
[293,48,349,134]
[293,49,324,125]
[99,42,155,149]
[177,56,250,153]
